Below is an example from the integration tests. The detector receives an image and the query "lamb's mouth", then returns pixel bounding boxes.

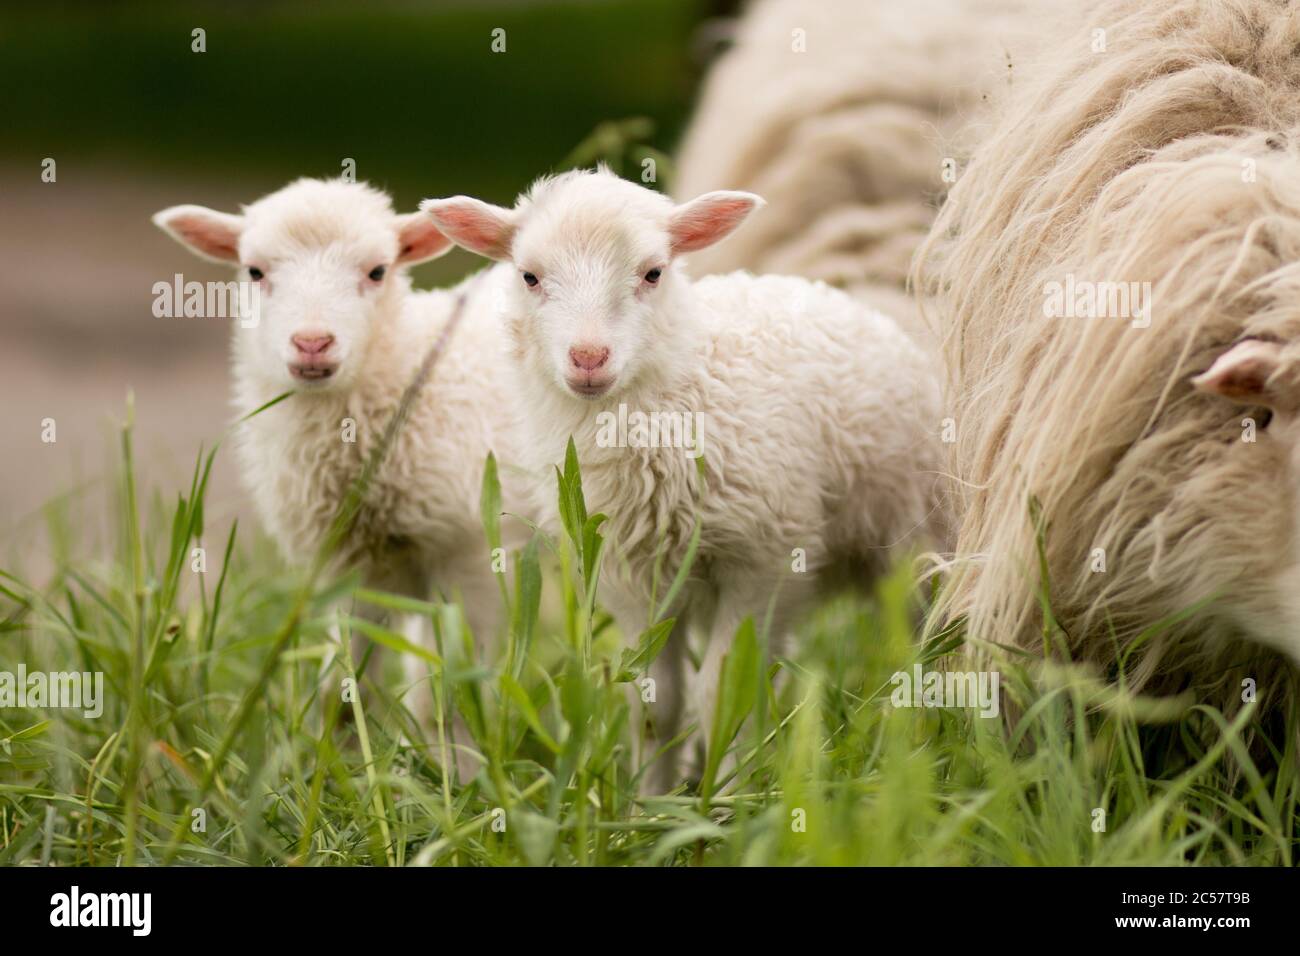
[290,363,337,382]
[567,380,613,399]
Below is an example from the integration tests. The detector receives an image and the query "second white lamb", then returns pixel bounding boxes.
[423,168,947,788]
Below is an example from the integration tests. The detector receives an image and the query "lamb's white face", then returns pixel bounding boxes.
[422,171,762,402]
[506,207,671,399]
[154,179,450,394]
[235,227,394,391]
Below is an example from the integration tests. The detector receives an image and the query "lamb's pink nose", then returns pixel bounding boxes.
[569,346,610,371]
[292,333,335,356]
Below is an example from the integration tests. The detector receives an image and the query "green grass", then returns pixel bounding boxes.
[2,384,1299,867]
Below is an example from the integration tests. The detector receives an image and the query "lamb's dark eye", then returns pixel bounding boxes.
[644,268,662,284]
[369,265,387,282]
[522,271,539,288]
[247,267,264,281]
[1258,409,1274,429]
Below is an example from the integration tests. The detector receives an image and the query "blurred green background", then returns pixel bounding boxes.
[1,0,737,277]
[0,0,739,538]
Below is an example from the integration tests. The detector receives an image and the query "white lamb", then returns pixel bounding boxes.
[153,178,522,746]
[423,168,946,787]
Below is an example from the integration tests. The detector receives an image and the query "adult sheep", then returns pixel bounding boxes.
[673,0,1045,343]
[920,0,1300,722]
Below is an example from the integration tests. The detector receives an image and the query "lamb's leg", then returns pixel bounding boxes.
[399,611,436,729]
[608,593,689,796]
[396,611,479,781]
[316,601,384,714]
[634,621,688,796]
[333,556,422,704]
[689,576,795,791]
[689,619,734,785]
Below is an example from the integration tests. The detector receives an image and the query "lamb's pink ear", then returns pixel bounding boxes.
[395,212,453,265]
[1193,339,1292,409]
[419,196,516,261]
[668,190,765,255]
[152,204,243,263]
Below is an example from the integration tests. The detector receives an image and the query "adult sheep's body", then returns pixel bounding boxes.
[920,0,1300,719]
[673,0,1046,346]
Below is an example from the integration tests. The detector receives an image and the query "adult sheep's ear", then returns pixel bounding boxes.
[419,196,516,261]
[668,190,765,256]
[395,212,454,265]
[1193,339,1296,410]
[152,204,244,263]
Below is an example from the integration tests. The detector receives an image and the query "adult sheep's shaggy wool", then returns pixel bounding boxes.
[674,0,1045,342]
[919,0,1300,719]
